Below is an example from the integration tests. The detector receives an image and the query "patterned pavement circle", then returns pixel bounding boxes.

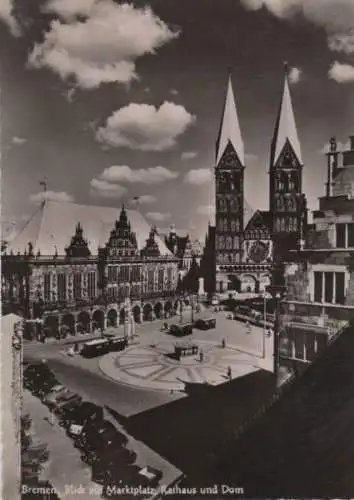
[98,341,260,392]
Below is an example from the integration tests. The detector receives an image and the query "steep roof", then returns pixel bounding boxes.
[244,199,255,227]
[216,73,244,166]
[6,200,172,256]
[212,325,354,498]
[271,69,302,166]
[244,210,272,233]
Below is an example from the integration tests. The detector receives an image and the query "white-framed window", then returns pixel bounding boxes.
[336,223,354,248]
[313,270,346,304]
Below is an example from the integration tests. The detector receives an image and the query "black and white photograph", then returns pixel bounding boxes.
[1,0,354,499]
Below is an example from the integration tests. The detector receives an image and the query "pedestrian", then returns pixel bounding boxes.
[221,338,226,348]
[199,350,204,362]
[227,366,232,381]
[246,321,251,334]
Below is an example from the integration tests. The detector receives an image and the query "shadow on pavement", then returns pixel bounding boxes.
[111,370,276,478]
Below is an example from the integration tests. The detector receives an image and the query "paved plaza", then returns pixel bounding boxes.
[98,309,274,391]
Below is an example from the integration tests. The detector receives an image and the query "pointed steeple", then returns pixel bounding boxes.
[216,69,244,166]
[271,63,302,166]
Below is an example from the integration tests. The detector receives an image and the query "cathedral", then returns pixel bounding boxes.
[202,66,308,295]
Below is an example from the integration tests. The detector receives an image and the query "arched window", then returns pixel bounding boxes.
[218,219,223,231]
[280,218,285,232]
[231,220,236,232]
[235,219,240,232]
[275,218,280,232]
[233,236,239,249]
[223,219,228,232]
[226,237,232,249]
[219,236,225,249]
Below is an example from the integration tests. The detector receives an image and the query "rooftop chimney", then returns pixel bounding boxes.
[349,135,354,151]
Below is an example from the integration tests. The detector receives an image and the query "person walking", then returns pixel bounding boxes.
[227,366,232,382]
[221,338,226,349]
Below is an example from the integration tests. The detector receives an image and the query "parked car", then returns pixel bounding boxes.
[43,385,70,407]
[91,446,137,482]
[169,322,193,336]
[60,402,104,435]
[194,318,216,330]
[76,420,127,452]
[53,392,82,414]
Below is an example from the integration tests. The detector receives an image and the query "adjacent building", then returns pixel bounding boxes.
[2,201,179,340]
[279,135,354,376]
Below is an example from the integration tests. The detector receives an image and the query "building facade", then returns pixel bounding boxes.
[203,66,307,295]
[279,135,354,378]
[2,202,179,340]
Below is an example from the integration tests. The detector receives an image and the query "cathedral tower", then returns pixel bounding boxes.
[270,65,307,256]
[215,71,245,272]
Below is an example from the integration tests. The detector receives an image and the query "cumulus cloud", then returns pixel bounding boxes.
[0,0,20,36]
[184,168,212,185]
[145,212,172,222]
[196,204,215,216]
[100,165,179,184]
[29,190,74,204]
[181,151,198,160]
[28,1,178,89]
[328,61,354,83]
[241,0,354,56]
[96,101,195,151]
[129,195,157,205]
[12,136,27,145]
[288,66,302,84]
[90,178,127,198]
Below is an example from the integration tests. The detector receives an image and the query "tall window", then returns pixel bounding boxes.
[158,269,164,291]
[223,219,228,232]
[314,271,345,304]
[226,236,232,249]
[324,272,334,303]
[148,269,154,292]
[314,272,323,303]
[336,223,346,248]
[44,273,51,301]
[233,236,239,250]
[88,272,96,298]
[57,273,67,301]
[231,220,236,232]
[348,223,354,247]
[73,273,82,299]
[335,272,345,304]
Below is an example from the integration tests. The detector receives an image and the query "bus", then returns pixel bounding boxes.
[194,318,216,330]
[169,323,193,337]
[80,339,111,358]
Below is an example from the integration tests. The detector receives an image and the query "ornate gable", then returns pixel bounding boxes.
[216,141,243,170]
[65,223,91,258]
[244,210,271,236]
[105,206,139,258]
[141,226,160,257]
[274,139,302,170]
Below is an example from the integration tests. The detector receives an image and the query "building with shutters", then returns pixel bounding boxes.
[202,64,308,295]
[1,202,179,340]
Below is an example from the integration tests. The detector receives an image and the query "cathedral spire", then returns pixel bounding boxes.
[216,70,244,166]
[271,63,302,166]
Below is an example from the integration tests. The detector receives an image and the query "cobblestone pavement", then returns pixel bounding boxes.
[98,310,274,391]
[99,342,260,391]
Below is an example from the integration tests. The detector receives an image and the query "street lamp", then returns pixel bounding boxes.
[267,285,287,386]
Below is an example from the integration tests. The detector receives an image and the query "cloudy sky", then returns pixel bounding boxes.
[1,0,354,240]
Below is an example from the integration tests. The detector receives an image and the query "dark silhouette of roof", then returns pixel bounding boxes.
[244,209,272,233]
[208,324,354,498]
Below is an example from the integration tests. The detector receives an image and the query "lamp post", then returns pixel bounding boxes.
[267,285,287,386]
[262,292,267,359]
